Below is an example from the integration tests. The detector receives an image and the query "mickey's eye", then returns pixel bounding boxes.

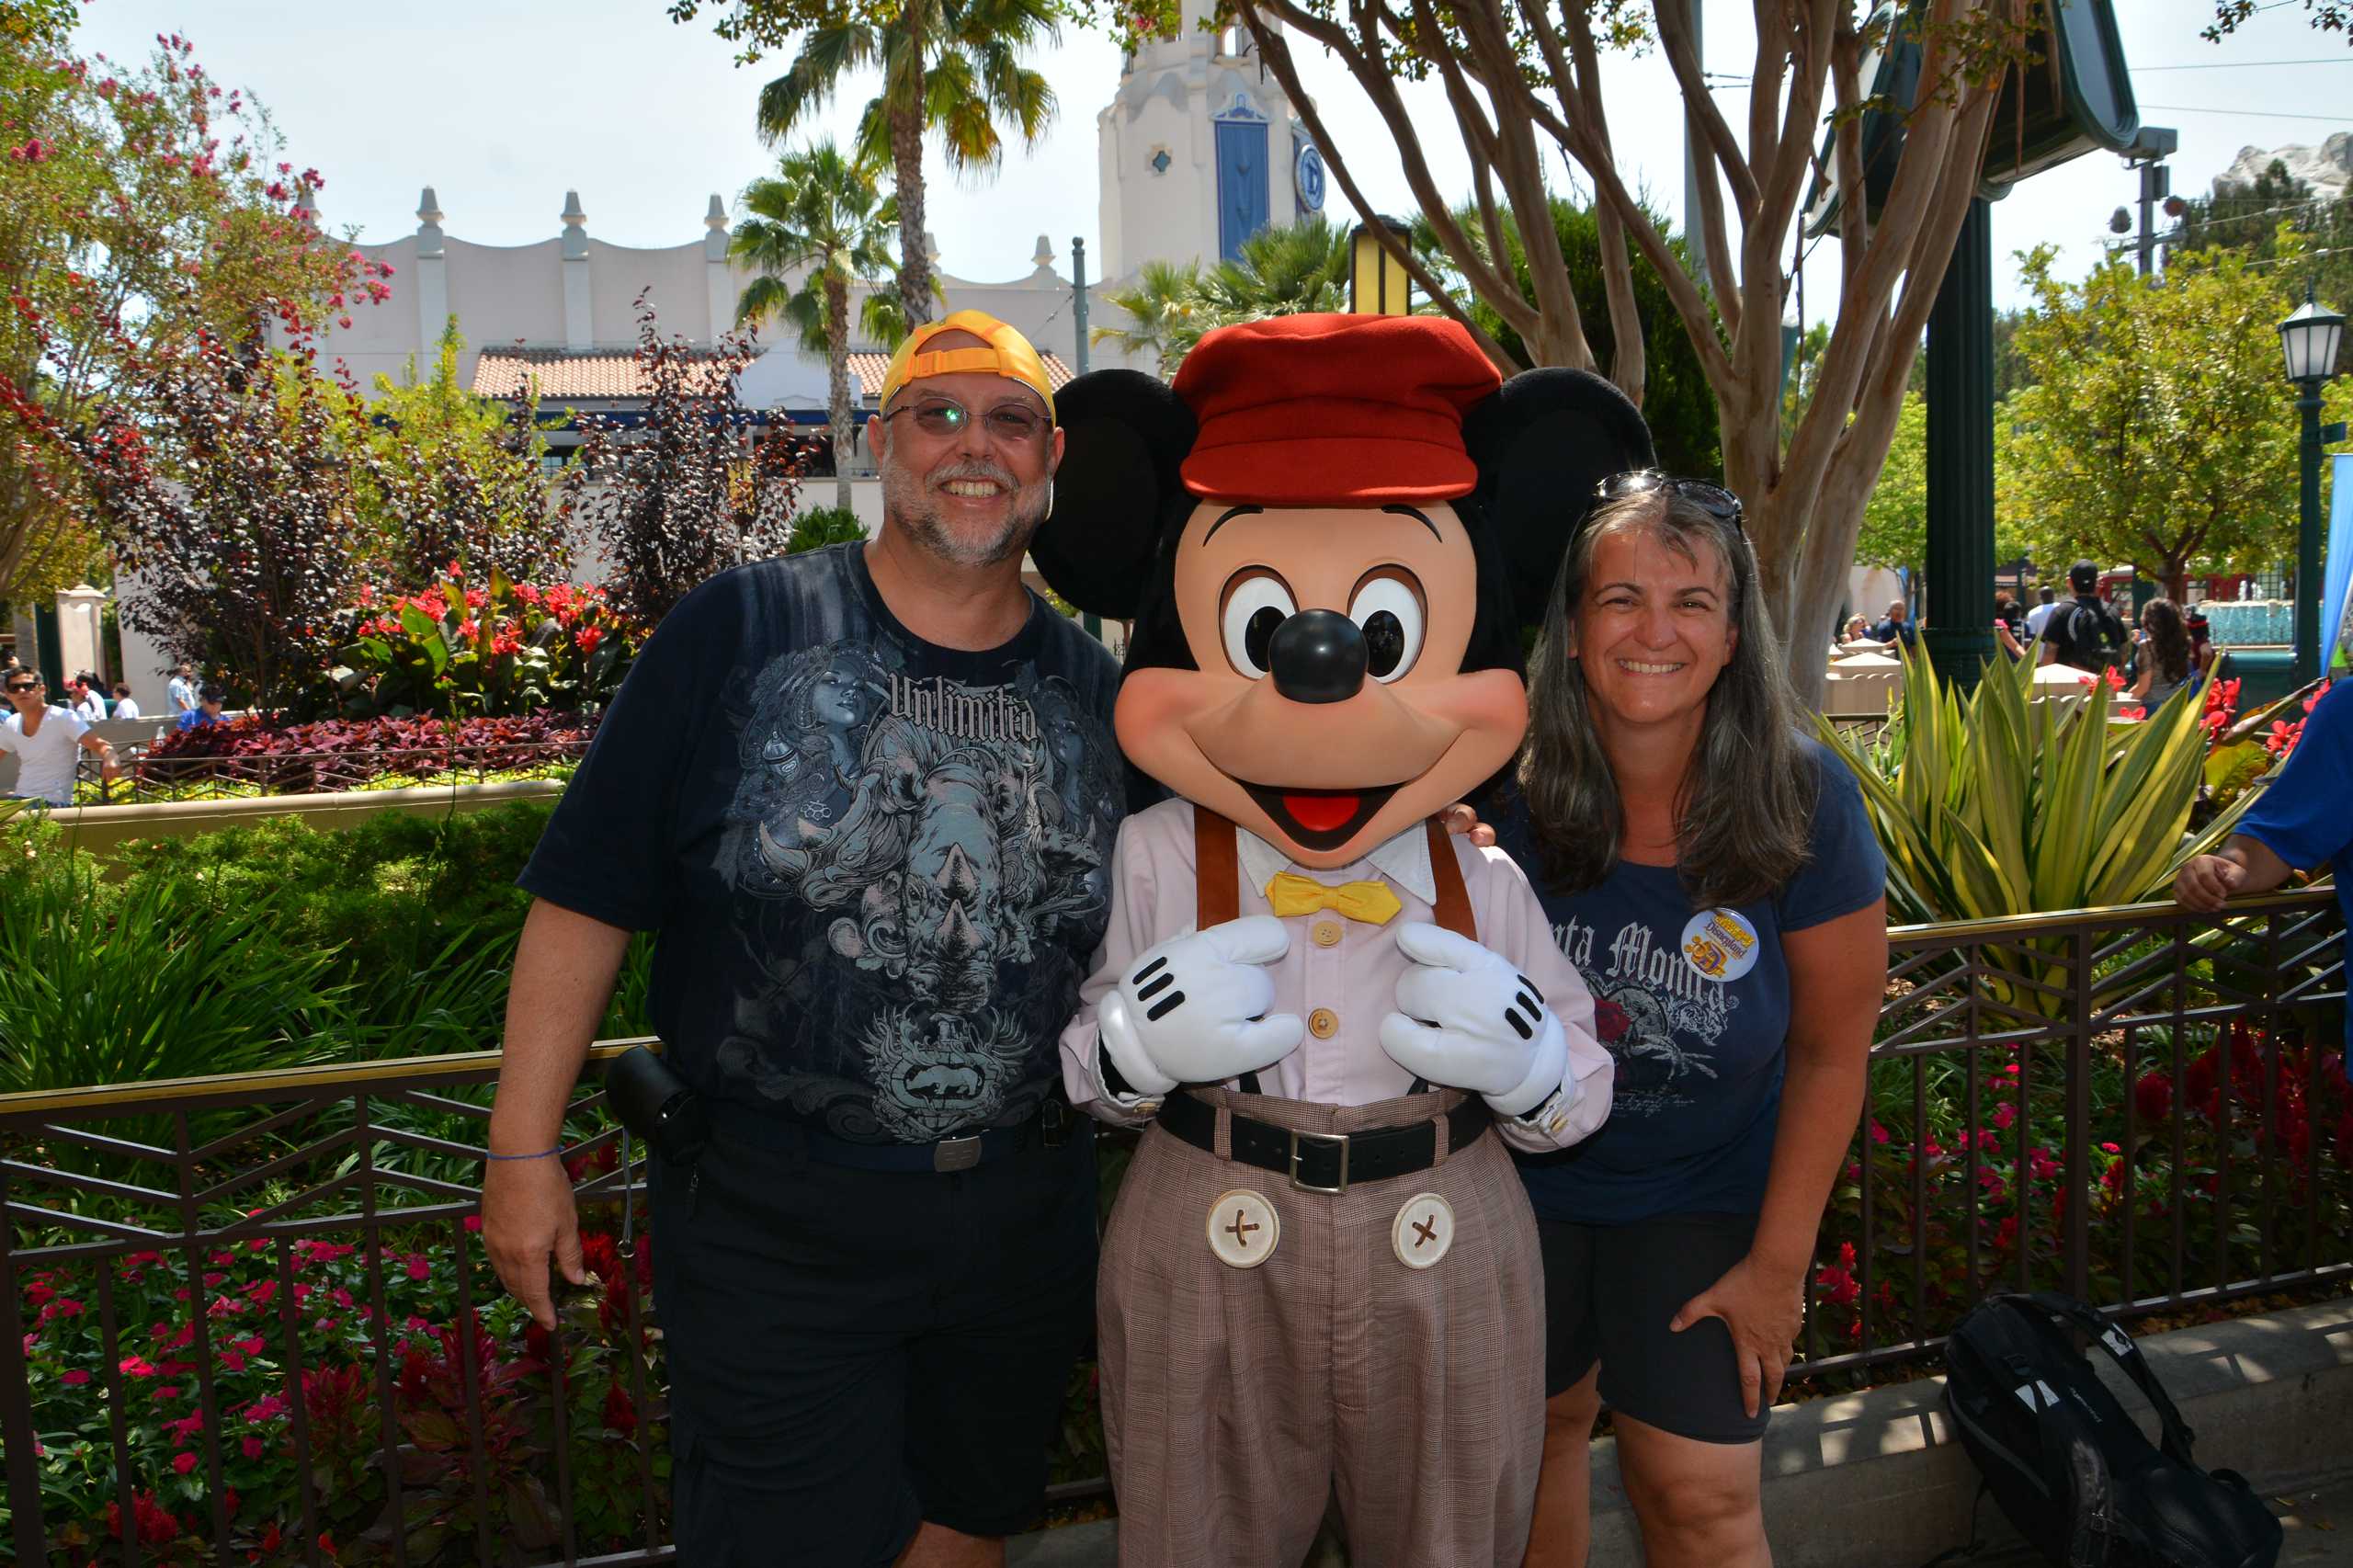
[1221,572,1296,678]
[1349,572,1426,682]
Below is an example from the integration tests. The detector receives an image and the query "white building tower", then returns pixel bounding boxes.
[1095,0,1327,280]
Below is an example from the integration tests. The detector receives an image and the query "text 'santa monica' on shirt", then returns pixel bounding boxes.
[1497,739,1885,1222]
[519,544,1124,1144]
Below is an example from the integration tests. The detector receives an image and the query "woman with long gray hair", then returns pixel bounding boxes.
[1499,473,1888,1568]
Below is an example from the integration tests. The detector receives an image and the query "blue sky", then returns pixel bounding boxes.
[68,0,2353,314]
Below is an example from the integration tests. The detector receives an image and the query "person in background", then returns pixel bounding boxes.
[2184,608,2227,684]
[68,673,108,721]
[1504,476,1889,1568]
[2176,680,2349,1065]
[1993,590,2028,661]
[2,669,120,806]
[1834,613,1873,652]
[175,684,225,732]
[109,682,142,721]
[2023,585,2061,641]
[2126,597,2207,712]
[2040,561,2127,675]
[165,663,197,717]
[1868,598,1916,652]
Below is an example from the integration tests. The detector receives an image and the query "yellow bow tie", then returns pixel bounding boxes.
[1264,872,1403,926]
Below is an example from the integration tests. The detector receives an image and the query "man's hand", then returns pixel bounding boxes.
[1670,1252,1805,1418]
[2174,853,2245,913]
[1380,923,1567,1117]
[1439,801,1497,849]
[1097,916,1302,1097]
[482,1153,587,1331]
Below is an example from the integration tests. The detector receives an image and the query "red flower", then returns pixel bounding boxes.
[242,1436,266,1460]
[119,1354,157,1378]
[603,1379,638,1437]
[173,1451,199,1475]
[2133,1072,2172,1123]
[574,624,605,653]
[60,1369,90,1386]
[404,1256,430,1282]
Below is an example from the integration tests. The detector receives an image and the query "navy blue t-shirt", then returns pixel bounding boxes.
[519,544,1125,1144]
[1500,739,1885,1223]
[2235,680,2352,1057]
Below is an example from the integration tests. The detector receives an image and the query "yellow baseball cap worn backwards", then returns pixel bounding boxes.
[880,309,1056,421]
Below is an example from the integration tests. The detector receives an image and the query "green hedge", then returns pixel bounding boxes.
[0,804,652,1096]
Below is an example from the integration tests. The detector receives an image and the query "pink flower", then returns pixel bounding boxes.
[119,1355,157,1378]
[404,1256,430,1282]
[242,1436,266,1460]
[172,1451,198,1475]
[60,1369,90,1386]
[1992,1102,2018,1131]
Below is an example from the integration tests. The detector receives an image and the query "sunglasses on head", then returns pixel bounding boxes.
[1595,470,1745,533]
[881,395,1050,444]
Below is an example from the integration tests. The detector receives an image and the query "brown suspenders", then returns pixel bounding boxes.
[1189,803,1475,1097]
[1191,801,1476,938]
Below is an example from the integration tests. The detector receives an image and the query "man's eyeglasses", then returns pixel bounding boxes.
[881,395,1051,445]
[1596,470,1745,533]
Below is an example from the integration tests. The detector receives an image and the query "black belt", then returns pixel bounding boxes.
[1156,1092,1491,1195]
[703,1096,1081,1173]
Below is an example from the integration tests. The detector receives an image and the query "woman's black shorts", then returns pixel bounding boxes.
[1538,1210,1770,1445]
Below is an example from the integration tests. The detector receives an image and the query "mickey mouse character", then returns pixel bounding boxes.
[1040,312,1655,1566]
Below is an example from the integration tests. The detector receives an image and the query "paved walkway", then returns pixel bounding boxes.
[1014,1475,2353,1566]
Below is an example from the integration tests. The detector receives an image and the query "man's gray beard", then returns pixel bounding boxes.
[885,472,1051,568]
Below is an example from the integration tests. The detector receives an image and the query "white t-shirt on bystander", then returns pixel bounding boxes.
[113,696,142,720]
[1,704,91,805]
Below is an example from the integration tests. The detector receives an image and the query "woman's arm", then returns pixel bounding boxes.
[1670,898,1886,1415]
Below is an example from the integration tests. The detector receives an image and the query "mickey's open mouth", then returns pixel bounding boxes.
[1235,781,1402,852]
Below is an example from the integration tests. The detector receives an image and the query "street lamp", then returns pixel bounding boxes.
[2279,281,2347,684]
[1349,218,1414,316]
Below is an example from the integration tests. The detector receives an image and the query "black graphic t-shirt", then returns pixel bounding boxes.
[1499,739,1884,1223]
[519,544,1124,1143]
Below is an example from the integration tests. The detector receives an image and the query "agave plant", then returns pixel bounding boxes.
[1818,648,2259,1015]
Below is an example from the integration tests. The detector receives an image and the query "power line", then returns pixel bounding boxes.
[2135,59,2353,70]
[2139,102,2353,120]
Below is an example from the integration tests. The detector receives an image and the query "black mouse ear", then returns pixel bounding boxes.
[1463,368,1655,627]
[1031,369,1196,620]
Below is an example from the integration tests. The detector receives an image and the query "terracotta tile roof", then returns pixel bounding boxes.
[477,347,1075,403]
[845,349,1076,398]
[470,349,733,400]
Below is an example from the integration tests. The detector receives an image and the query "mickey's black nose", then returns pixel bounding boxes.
[1269,609,1367,704]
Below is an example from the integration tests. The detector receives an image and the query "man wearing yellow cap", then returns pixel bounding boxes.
[484,311,1123,1565]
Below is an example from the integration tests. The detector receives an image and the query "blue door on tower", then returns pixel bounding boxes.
[1215,119,1268,262]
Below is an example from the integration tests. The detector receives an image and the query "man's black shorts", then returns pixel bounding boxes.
[1538,1210,1769,1445]
[649,1120,1098,1565]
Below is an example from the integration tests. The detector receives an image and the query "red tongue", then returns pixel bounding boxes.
[1282,793,1360,833]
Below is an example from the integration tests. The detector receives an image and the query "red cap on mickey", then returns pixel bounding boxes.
[1172,312,1502,506]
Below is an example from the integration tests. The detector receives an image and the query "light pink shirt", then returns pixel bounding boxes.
[1059,797,1613,1152]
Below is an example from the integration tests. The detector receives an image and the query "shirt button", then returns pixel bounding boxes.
[1308,1007,1338,1040]
[1311,920,1343,949]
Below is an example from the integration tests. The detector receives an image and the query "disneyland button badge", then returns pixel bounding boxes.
[1391,1192,1455,1270]
[1680,908,1761,983]
[1209,1189,1280,1268]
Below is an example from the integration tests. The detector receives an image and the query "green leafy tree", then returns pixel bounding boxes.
[0,26,389,602]
[734,142,903,514]
[1996,244,2310,599]
[1858,392,1927,585]
[358,324,571,586]
[1093,258,1207,377]
[2172,158,2353,377]
[672,0,1060,335]
[1441,198,1721,483]
[1193,214,1353,322]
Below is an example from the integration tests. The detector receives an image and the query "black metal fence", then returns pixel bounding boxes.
[1,891,2343,1564]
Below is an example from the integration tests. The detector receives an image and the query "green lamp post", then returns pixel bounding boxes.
[2279,282,2347,686]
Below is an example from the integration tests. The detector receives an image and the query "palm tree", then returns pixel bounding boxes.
[1094,220,1353,378]
[733,142,900,515]
[1094,258,1206,377]
[754,0,1058,333]
[1196,217,1353,324]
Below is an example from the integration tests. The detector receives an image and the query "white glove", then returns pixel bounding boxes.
[1097,916,1304,1099]
[1380,923,1568,1118]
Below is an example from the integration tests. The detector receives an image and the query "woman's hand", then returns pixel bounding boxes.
[1669,1251,1805,1418]
[1440,801,1496,848]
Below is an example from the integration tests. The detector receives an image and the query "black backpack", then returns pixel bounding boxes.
[2056,601,2121,672]
[1940,1292,2281,1568]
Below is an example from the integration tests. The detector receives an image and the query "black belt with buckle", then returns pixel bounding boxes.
[1156,1091,1491,1195]
[702,1096,1079,1174]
